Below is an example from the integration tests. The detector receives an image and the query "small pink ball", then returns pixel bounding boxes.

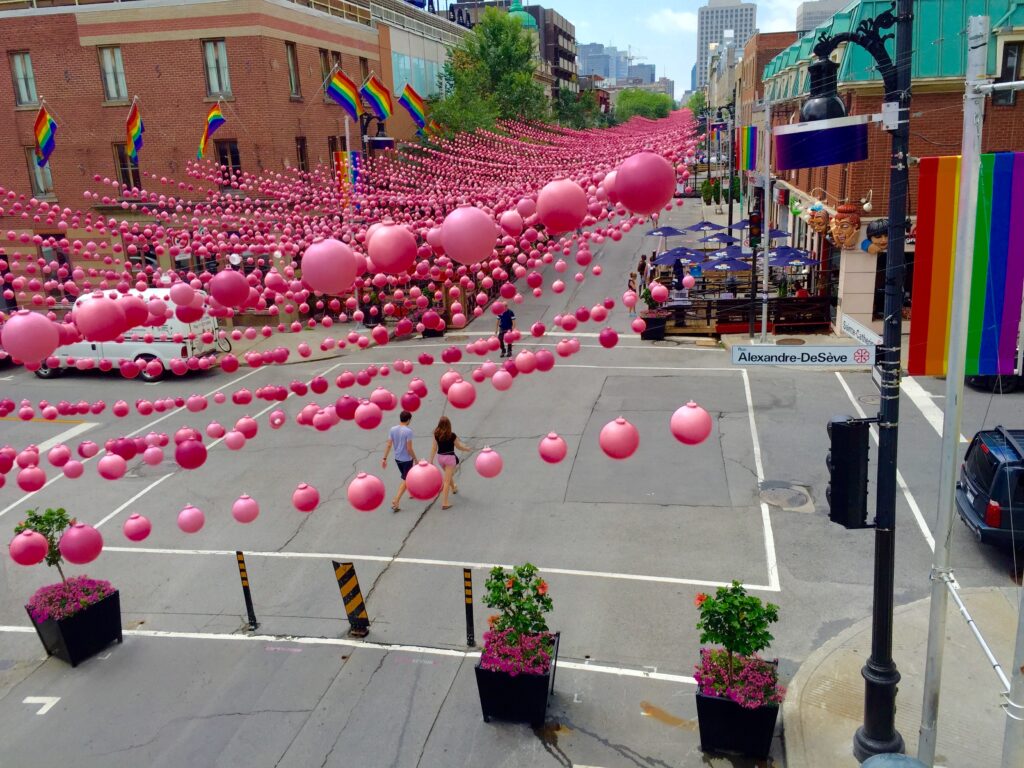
[475,447,503,478]
[59,522,104,564]
[9,529,48,566]
[347,472,385,512]
[232,495,260,523]
[599,417,640,460]
[406,460,443,500]
[177,505,205,533]
[123,513,152,542]
[670,401,714,445]
[292,483,320,512]
[538,433,568,464]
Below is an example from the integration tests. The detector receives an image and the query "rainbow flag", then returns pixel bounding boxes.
[33,105,57,168]
[398,83,426,128]
[126,102,144,161]
[360,75,393,120]
[333,149,361,190]
[327,70,361,123]
[737,126,757,171]
[197,103,226,160]
[908,152,1024,376]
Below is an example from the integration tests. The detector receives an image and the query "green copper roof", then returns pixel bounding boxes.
[508,0,538,28]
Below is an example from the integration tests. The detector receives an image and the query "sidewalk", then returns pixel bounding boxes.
[785,586,1020,767]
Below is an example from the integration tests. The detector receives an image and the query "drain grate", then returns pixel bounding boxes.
[759,481,815,513]
[859,394,881,406]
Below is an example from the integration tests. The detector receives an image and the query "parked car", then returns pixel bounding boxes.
[955,427,1024,555]
[966,372,1021,394]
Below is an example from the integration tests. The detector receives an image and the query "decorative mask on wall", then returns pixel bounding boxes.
[808,203,830,235]
[862,218,889,255]
[830,203,862,250]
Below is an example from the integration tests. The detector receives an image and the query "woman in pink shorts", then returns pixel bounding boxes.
[429,416,471,509]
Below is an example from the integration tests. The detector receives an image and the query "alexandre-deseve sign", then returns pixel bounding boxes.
[731,345,875,366]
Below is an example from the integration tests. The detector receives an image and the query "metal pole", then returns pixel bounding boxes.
[853,0,913,759]
[1003,585,1024,766]
[917,17,988,765]
[759,98,772,344]
[727,103,736,232]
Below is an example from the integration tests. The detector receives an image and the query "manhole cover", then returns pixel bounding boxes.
[859,394,881,405]
[776,338,806,346]
[759,481,815,512]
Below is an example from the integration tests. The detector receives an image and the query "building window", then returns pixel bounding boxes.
[320,48,331,90]
[215,139,241,182]
[203,39,232,97]
[113,143,141,189]
[328,135,347,155]
[10,52,37,106]
[994,42,1021,106]
[286,42,301,98]
[98,46,128,102]
[295,136,308,172]
[359,56,369,84]
[24,147,53,196]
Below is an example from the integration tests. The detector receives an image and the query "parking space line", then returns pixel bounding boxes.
[835,373,936,552]
[0,417,86,424]
[741,369,780,591]
[35,422,97,454]
[901,376,969,443]
[94,474,173,529]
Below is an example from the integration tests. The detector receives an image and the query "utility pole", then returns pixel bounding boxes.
[759,97,772,344]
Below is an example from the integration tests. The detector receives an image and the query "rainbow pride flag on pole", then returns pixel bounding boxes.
[908,152,1024,376]
[327,70,361,123]
[736,126,757,171]
[197,103,226,160]
[126,101,144,161]
[360,75,393,120]
[398,83,426,128]
[34,105,57,168]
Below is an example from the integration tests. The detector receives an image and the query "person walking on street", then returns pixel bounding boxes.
[429,416,471,510]
[496,305,517,358]
[637,255,648,288]
[627,272,638,316]
[382,410,416,512]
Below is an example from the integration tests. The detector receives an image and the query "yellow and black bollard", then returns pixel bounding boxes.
[463,567,475,647]
[332,561,369,637]
[235,551,259,631]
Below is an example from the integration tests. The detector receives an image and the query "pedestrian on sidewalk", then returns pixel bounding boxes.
[382,410,416,512]
[496,305,517,358]
[428,416,471,510]
[627,272,638,316]
[637,254,649,287]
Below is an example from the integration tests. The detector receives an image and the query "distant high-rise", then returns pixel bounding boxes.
[578,42,630,84]
[696,0,756,89]
[795,0,847,32]
[628,63,655,84]
[691,63,697,91]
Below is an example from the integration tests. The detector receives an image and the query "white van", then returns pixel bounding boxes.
[36,288,222,382]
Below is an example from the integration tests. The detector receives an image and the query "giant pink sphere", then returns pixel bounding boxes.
[59,522,103,564]
[616,152,676,215]
[368,225,417,274]
[292,483,320,512]
[74,294,126,342]
[670,401,713,445]
[0,311,60,364]
[499,210,524,236]
[98,453,127,480]
[17,466,46,492]
[123,513,152,541]
[475,447,503,478]
[538,432,567,463]
[231,494,260,523]
[175,439,207,470]
[177,504,205,533]
[441,206,496,266]
[447,379,477,409]
[347,472,385,512]
[406,460,443,500]
[301,238,358,295]
[599,417,640,459]
[536,180,587,234]
[9,529,48,566]
[354,401,383,430]
[210,270,250,307]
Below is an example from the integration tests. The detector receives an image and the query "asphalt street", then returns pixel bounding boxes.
[0,201,1021,768]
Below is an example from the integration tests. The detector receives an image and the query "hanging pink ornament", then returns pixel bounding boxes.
[441,206,497,266]
[269,409,287,429]
[76,441,98,459]
[177,504,205,533]
[631,317,647,333]
[599,417,640,460]
[682,274,696,289]
[206,421,226,439]
[231,495,260,523]
[73,293,126,342]
[47,444,71,467]
[491,369,513,391]
[475,447,503,478]
[670,401,713,445]
[98,453,127,480]
[354,401,383,430]
[142,445,164,465]
[347,472,385,512]
[538,433,568,463]
[17,466,46,492]
[536,179,587,234]
[9,529,48,566]
[514,350,537,373]
[406,460,443,500]
[175,439,207,469]
[615,152,676,215]
[122,513,152,542]
[0,310,60,364]
[598,328,619,349]
[299,239,359,295]
[368,225,417,274]
[59,522,103,564]
[650,283,669,303]
[210,269,250,307]
[224,430,246,450]
[440,369,462,394]
[499,210,524,237]
[62,460,84,478]
[292,483,320,512]
[447,379,477,409]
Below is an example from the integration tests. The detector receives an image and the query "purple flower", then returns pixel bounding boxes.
[694,647,785,709]
[27,576,114,623]
[479,629,554,676]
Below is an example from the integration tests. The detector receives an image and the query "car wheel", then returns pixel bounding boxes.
[992,375,1019,394]
[135,355,164,383]
[34,363,61,379]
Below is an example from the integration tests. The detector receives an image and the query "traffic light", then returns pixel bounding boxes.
[749,211,762,249]
[825,416,870,528]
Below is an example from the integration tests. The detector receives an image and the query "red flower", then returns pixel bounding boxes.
[536,580,548,596]
[694,593,708,608]
[487,614,499,628]
[505,578,515,589]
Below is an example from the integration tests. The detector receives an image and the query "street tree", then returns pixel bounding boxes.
[614,89,674,121]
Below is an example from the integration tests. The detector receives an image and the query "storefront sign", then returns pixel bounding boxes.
[840,315,882,346]
[732,345,875,367]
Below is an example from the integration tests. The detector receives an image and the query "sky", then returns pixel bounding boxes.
[541,0,800,100]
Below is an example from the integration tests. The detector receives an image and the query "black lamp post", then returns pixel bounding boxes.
[359,113,388,157]
[775,0,913,760]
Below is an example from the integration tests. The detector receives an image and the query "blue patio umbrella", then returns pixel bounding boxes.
[706,246,745,260]
[699,233,740,245]
[685,220,725,232]
[705,258,752,272]
[767,228,791,240]
[653,247,705,266]
[730,219,751,230]
[646,226,687,237]
[769,253,817,268]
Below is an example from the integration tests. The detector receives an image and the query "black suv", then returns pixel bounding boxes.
[956,427,1024,554]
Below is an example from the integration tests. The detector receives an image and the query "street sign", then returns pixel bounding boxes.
[732,345,875,367]
[841,314,883,346]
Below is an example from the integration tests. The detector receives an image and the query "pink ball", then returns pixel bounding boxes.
[224,430,246,450]
[631,317,647,333]
[347,472,385,512]
[534,349,555,372]
[74,293,126,342]
[475,447,503,478]
[210,269,250,307]
[447,379,477,409]
[599,417,640,459]
[368,225,417,274]
[142,446,164,465]
[598,327,619,349]
[514,350,537,373]
[292,483,320,512]
[123,513,152,542]
[491,370,513,391]
[17,466,46,492]
[499,210,524,236]
[235,416,258,439]
[231,494,260,523]
[354,401,383,430]
[406,460,443,500]
[175,439,207,470]
[0,310,60,364]
[169,282,195,305]
[206,421,226,439]
[682,274,696,289]
[536,179,587,234]
[301,237,359,294]
[650,283,669,303]
[622,291,638,309]
[98,453,127,480]
[62,460,84,478]
[9,529,48,566]
[441,206,496,266]
[615,152,676,216]
[670,401,713,445]
[538,432,568,463]
[47,444,71,467]
[59,522,103,564]
[177,504,205,533]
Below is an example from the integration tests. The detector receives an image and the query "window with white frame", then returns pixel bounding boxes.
[99,46,128,101]
[203,39,232,97]
[10,52,37,106]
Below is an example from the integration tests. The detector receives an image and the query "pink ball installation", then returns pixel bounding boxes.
[536,179,587,234]
[670,401,713,445]
[231,495,260,523]
[177,504,206,533]
[9,529,48,566]
[123,513,152,542]
[475,447,503,478]
[0,311,60,364]
[347,472,385,512]
[447,379,477,409]
[210,269,250,307]
[98,453,127,480]
[441,206,497,266]
[615,152,676,216]
[292,483,320,512]
[368,225,417,274]
[406,460,443,500]
[599,417,640,460]
[175,439,207,470]
[300,237,358,295]
[682,274,696,289]
[538,433,568,464]
[59,522,104,564]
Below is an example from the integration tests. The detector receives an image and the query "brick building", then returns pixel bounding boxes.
[738,31,798,125]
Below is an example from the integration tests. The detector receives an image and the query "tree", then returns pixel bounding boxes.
[555,88,601,129]
[614,89,674,121]
[687,90,707,115]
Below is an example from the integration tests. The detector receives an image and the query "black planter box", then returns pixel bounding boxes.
[640,315,667,341]
[422,328,445,338]
[695,690,779,759]
[475,632,559,727]
[27,590,123,667]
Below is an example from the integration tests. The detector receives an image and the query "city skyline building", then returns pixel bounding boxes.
[795,0,848,32]
[696,0,756,89]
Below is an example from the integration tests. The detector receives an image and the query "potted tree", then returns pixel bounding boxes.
[693,581,783,759]
[475,563,559,727]
[639,287,670,341]
[11,508,121,667]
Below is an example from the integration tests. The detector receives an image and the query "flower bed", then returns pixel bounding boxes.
[694,648,784,709]
[27,576,115,623]
[479,628,554,677]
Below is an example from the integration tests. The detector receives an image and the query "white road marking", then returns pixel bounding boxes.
[94,474,173,529]
[383,340,722,352]
[334,362,737,372]
[835,373,936,552]
[741,369,781,591]
[22,696,60,715]
[102,545,778,592]
[901,376,968,443]
[35,422,97,454]
[0,626,697,684]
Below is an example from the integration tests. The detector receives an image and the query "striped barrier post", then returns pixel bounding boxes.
[235,551,258,631]
[332,561,369,637]
[463,567,475,647]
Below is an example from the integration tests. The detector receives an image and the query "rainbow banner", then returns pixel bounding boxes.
[33,105,57,168]
[908,152,1024,376]
[197,103,226,160]
[327,70,361,123]
[737,126,757,171]
[333,149,361,190]
[398,83,426,128]
[126,101,144,162]
[360,75,393,120]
